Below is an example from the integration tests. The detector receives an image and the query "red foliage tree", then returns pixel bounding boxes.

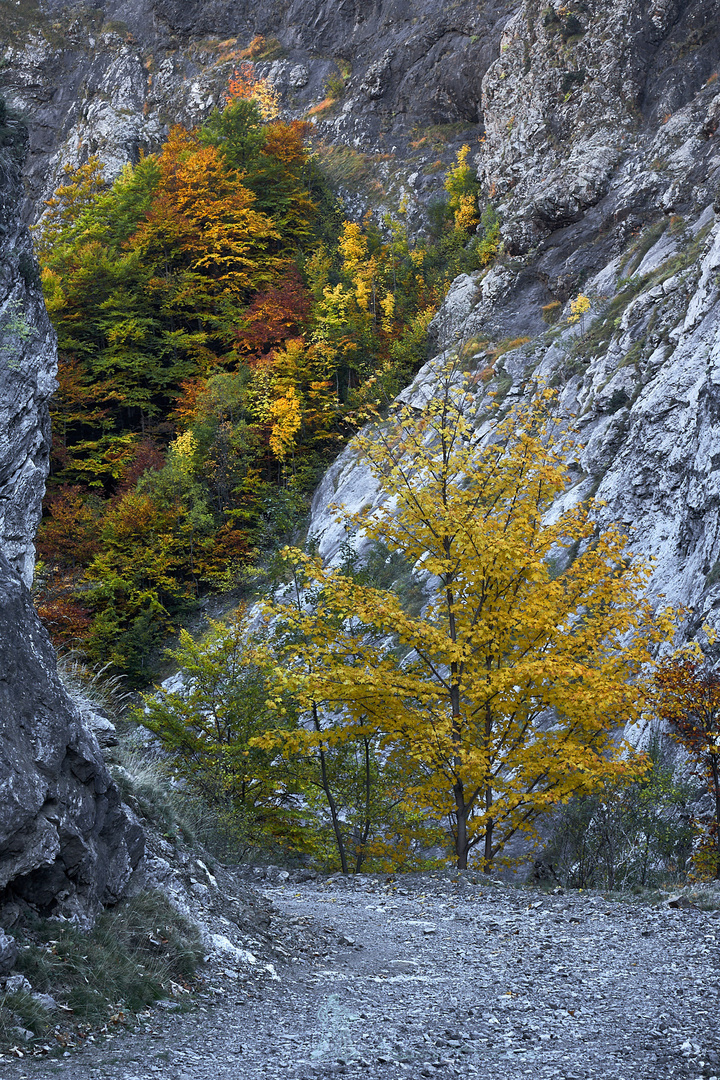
[36,486,103,567]
[234,269,312,361]
[654,655,720,878]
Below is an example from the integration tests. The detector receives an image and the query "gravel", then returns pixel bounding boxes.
[3,874,719,1080]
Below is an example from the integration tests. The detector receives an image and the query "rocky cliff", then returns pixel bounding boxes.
[3,1,720,742]
[3,1,720,613]
[0,100,143,925]
[1,0,511,220]
[0,548,144,922]
[303,0,720,678]
[2,0,719,231]
[0,96,55,586]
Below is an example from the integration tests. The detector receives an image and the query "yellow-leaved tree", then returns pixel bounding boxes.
[259,362,675,870]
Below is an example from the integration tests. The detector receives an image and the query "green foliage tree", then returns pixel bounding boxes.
[253,551,427,873]
[141,612,309,855]
[543,738,696,889]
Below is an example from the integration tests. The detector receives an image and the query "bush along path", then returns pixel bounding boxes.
[2,872,720,1080]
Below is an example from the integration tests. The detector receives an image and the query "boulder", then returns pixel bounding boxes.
[0,551,144,920]
[0,929,18,975]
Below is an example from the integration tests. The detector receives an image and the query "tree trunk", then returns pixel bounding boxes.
[483,814,493,873]
[313,701,348,874]
[454,779,469,869]
[482,699,494,873]
[445,571,467,869]
[355,737,372,872]
[711,757,720,879]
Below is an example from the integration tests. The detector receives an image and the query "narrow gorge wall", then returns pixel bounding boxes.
[0,102,54,586]
[3,0,719,660]
[0,102,143,924]
[1,0,508,220]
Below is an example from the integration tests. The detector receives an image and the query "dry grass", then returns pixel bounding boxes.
[307,97,336,117]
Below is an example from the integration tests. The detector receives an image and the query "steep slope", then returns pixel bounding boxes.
[309,91,720,688]
[1,2,719,627]
[2,0,719,233]
[1,0,510,219]
[3,3,720,664]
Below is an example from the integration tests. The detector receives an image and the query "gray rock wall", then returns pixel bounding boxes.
[3,0,719,231]
[0,0,509,220]
[0,550,144,920]
[0,101,144,923]
[0,105,56,587]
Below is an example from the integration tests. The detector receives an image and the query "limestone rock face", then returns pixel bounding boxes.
[0,0,509,220]
[478,0,720,255]
[0,105,144,923]
[3,0,719,233]
[0,550,144,920]
[0,109,56,587]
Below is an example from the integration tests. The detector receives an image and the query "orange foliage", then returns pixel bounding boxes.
[171,377,206,426]
[653,655,720,878]
[36,486,103,567]
[116,439,165,495]
[131,126,282,312]
[235,269,312,361]
[227,62,279,119]
[35,571,93,648]
[264,121,312,165]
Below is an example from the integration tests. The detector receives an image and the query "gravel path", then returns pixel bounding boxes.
[4,875,720,1080]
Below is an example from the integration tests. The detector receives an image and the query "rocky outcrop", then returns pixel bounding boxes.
[0,0,510,220]
[478,0,720,256]
[302,8,720,702]
[3,0,719,234]
[0,103,144,926]
[0,100,56,587]
[0,550,144,921]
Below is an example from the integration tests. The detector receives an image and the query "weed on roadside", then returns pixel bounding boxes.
[0,891,203,1052]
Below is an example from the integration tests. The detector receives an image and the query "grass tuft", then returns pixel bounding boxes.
[0,891,203,1050]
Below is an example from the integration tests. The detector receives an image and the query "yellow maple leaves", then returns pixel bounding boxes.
[260,362,677,870]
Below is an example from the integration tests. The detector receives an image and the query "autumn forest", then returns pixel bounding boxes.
[33,68,493,682]
[29,70,720,880]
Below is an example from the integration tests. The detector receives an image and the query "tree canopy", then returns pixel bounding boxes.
[259,369,675,869]
[34,75,498,681]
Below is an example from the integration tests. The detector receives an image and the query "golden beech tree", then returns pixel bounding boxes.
[260,365,675,870]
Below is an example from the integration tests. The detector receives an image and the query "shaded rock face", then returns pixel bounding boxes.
[2,0,720,231]
[0,550,144,920]
[0,105,144,924]
[0,104,56,587]
[1,0,510,218]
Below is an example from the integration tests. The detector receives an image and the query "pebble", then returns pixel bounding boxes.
[2,876,718,1079]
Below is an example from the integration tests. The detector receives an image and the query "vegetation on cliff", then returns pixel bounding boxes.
[33,70,491,682]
